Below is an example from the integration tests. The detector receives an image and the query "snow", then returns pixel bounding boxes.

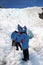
[5,48,40,65]
[0,7,43,65]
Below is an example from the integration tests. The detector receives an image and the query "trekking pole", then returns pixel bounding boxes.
[13,40,16,57]
[14,46,16,57]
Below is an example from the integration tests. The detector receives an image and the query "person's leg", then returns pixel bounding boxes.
[12,41,19,50]
[12,40,15,46]
[15,43,19,50]
[16,42,22,50]
[26,49,29,60]
[18,43,22,50]
[22,49,29,61]
[22,50,25,60]
[22,49,27,61]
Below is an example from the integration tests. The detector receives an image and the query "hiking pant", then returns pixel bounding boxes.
[12,40,22,50]
[23,49,29,60]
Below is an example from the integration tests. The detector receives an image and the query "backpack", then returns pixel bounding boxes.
[27,29,34,39]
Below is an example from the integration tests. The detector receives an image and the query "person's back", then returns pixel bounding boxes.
[20,33,29,50]
[11,31,22,50]
[11,31,17,46]
[19,33,29,61]
[11,31,17,40]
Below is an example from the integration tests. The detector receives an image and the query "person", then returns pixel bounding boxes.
[17,24,29,61]
[11,31,22,50]
[18,24,27,34]
[11,24,29,61]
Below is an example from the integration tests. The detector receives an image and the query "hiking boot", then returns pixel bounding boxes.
[16,48,19,50]
[27,58,29,60]
[22,58,27,61]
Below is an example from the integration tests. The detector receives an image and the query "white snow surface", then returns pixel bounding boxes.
[0,7,43,65]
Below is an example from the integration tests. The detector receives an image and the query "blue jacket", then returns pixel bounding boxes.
[11,31,29,50]
[20,33,29,50]
[11,31,21,43]
[11,31,17,40]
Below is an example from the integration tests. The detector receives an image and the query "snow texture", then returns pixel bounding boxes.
[0,7,43,65]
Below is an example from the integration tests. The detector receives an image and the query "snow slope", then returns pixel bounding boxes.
[5,48,40,65]
[0,7,43,65]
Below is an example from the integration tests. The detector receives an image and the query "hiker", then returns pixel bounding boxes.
[11,30,22,50]
[17,24,29,61]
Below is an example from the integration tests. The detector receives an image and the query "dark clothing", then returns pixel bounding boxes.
[20,33,29,50]
[12,40,22,50]
[23,49,29,61]
[12,40,16,46]
[16,42,22,50]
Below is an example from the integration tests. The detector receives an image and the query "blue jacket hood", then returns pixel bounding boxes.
[18,24,27,33]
